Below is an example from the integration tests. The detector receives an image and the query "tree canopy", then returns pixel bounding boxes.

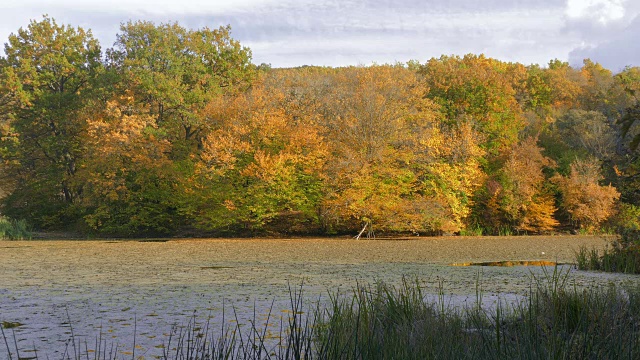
[0,16,638,236]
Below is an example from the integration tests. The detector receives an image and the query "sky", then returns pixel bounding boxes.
[0,0,638,71]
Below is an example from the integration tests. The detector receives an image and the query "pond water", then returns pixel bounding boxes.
[0,236,637,358]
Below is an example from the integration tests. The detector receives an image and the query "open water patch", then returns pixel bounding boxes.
[451,260,560,267]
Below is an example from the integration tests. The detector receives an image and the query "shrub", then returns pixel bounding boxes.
[609,203,640,233]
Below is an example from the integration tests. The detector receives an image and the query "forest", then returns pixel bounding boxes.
[0,16,638,237]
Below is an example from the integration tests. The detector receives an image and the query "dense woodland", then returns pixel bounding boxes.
[0,16,639,237]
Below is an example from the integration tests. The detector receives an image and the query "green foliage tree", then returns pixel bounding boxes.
[418,54,528,153]
[0,16,102,228]
[107,21,255,159]
[556,110,618,161]
[609,67,640,204]
[618,75,640,150]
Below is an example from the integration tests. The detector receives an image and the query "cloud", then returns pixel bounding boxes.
[0,0,637,69]
[204,0,572,67]
[564,0,640,71]
[565,0,625,24]
[0,0,282,15]
[568,15,640,71]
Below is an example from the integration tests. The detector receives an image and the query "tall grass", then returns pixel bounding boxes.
[314,267,640,359]
[0,216,32,240]
[459,225,483,236]
[3,268,640,359]
[576,229,640,274]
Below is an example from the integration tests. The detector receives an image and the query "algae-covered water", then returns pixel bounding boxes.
[1,236,637,358]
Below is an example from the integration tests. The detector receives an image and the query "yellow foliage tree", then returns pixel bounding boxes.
[293,65,487,234]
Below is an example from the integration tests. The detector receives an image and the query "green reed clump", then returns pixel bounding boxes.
[4,267,640,359]
[313,267,640,359]
[0,216,32,240]
[576,229,640,274]
[313,277,472,359]
[467,266,640,359]
[459,224,484,236]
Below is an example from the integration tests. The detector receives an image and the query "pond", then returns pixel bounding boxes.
[1,236,637,358]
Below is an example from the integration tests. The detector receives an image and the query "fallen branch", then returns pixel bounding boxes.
[355,223,368,240]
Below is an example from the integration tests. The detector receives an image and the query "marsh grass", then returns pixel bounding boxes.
[3,268,640,359]
[576,230,640,274]
[459,225,483,236]
[0,216,32,240]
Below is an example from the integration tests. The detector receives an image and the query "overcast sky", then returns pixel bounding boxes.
[0,0,638,71]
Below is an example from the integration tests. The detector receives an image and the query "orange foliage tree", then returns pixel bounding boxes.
[484,138,558,233]
[191,76,329,233]
[303,65,485,234]
[553,158,620,231]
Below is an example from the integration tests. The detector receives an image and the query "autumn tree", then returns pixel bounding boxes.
[553,158,620,231]
[78,95,181,235]
[309,65,424,234]
[521,60,590,137]
[107,21,255,159]
[476,138,558,233]
[191,76,328,234]
[544,60,586,111]
[415,123,486,233]
[301,65,486,235]
[418,54,528,153]
[0,16,102,227]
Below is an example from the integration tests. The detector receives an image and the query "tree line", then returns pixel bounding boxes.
[0,16,638,237]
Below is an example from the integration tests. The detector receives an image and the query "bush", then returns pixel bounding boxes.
[610,203,640,233]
